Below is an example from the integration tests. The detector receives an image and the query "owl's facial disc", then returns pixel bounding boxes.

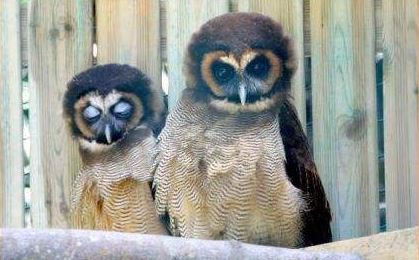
[74,90,143,148]
[202,50,281,106]
[82,100,134,144]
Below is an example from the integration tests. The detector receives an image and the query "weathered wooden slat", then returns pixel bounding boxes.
[382,0,418,230]
[0,0,24,228]
[96,0,161,90]
[166,0,229,109]
[28,0,93,228]
[310,0,379,240]
[374,0,383,52]
[417,0,419,227]
[20,1,28,68]
[238,0,306,127]
[160,0,167,62]
[303,0,310,57]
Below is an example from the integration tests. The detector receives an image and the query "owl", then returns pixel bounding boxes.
[153,13,331,247]
[63,63,167,234]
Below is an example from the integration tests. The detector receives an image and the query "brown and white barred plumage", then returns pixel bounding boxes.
[72,127,166,233]
[155,91,303,246]
[64,64,167,234]
[154,13,331,247]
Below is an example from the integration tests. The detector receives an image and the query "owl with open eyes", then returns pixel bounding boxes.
[153,13,331,247]
[63,64,167,234]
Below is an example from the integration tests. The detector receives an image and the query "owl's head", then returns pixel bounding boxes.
[184,12,297,112]
[63,64,165,152]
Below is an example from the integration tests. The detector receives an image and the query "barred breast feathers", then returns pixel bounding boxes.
[154,91,305,246]
[71,126,167,234]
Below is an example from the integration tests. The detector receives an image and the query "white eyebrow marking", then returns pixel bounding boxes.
[104,90,122,112]
[240,50,258,69]
[219,54,240,69]
[84,92,104,111]
[83,90,123,114]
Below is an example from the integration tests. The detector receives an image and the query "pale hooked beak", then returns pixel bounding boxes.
[105,124,112,144]
[239,84,247,106]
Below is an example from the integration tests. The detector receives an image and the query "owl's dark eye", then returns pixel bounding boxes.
[83,105,101,123]
[112,101,133,120]
[246,55,271,79]
[211,61,235,84]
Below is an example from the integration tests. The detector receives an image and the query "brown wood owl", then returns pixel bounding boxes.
[153,13,331,247]
[63,64,167,234]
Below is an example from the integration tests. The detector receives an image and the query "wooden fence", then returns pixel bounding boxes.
[0,0,417,242]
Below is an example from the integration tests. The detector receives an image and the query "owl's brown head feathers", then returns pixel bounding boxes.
[63,64,165,151]
[184,12,297,112]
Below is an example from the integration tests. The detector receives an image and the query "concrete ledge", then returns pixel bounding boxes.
[0,228,361,260]
[306,227,418,260]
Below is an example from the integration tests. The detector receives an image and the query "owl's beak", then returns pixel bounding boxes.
[105,124,112,144]
[238,84,247,106]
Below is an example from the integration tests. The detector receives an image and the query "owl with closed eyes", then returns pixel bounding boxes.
[63,63,167,234]
[153,13,331,247]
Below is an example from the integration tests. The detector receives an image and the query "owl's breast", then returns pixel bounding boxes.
[185,115,303,247]
[160,109,305,246]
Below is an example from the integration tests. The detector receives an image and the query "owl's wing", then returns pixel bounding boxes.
[278,100,332,246]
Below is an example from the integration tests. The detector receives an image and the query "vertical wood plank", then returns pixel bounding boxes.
[96,0,161,90]
[417,0,419,227]
[0,0,24,228]
[382,0,418,230]
[416,0,419,230]
[28,0,93,228]
[311,0,379,240]
[303,0,311,57]
[238,0,306,125]
[374,0,383,52]
[166,0,229,109]
[160,0,167,62]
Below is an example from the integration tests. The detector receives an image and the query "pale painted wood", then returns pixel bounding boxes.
[28,0,92,228]
[96,0,162,91]
[310,0,379,240]
[374,0,383,52]
[20,1,28,67]
[417,0,419,228]
[303,0,310,57]
[238,0,306,128]
[0,0,24,228]
[382,0,418,230]
[166,0,229,109]
[160,0,167,62]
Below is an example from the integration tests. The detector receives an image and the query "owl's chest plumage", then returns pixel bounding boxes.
[155,100,305,247]
[71,133,167,234]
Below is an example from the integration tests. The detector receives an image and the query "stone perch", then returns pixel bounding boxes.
[0,228,362,260]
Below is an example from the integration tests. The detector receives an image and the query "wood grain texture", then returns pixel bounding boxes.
[166,0,229,109]
[238,0,306,128]
[160,0,167,62]
[0,0,24,228]
[374,0,383,52]
[417,0,419,228]
[28,0,93,228]
[382,0,418,230]
[96,0,161,91]
[20,2,28,67]
[303,0,310,57]
[310,0,379,240]
[307,227,418,260]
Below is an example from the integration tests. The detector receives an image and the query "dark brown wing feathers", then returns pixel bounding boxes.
[279,100,332,246]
